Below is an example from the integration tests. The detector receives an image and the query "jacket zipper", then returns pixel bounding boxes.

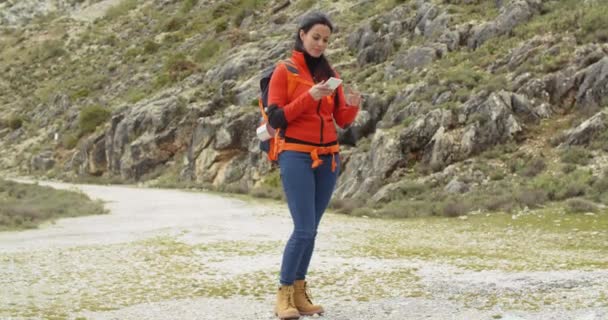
[317,100,323,144]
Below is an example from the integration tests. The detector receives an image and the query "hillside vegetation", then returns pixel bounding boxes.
[0,0,607,218]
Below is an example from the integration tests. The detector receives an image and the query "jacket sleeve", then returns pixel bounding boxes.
[267,63,317,124]
[333,74,359,128]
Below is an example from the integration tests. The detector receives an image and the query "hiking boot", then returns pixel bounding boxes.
[275,285,300,320]
[294,280,324,316]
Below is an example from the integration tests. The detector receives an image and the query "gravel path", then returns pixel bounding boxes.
[1,181,606,320]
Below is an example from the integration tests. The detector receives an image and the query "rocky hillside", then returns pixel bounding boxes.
[1,0,607,217]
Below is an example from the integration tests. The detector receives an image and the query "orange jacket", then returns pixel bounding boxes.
[267,50,359,145]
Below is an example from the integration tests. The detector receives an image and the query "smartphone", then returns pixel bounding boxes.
[325,77,343,90]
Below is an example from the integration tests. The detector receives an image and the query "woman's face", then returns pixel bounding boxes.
[299,24,331,58]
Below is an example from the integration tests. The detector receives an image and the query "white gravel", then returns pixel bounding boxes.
[1,180,606,320]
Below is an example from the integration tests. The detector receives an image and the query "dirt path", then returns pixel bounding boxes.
[1,181,606,320]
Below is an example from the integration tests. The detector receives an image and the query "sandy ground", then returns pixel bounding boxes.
[0,180,606,320]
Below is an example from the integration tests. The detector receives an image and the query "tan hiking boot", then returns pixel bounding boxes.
[294,280,324,316]
[274,285,300,320]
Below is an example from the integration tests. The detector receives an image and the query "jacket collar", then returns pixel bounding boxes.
[291,50,316,82]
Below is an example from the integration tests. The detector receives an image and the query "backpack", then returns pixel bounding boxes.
[257,59,301,163]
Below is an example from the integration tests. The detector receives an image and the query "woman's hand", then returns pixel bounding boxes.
[309,81,335,101]
[345,87,363,107]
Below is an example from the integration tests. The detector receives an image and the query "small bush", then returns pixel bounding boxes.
[521,157,547,177]
[565,198,598,214]
[516,188,548,209]
[561,163,577,174]
[106,0,138,20]
[62,133,79,149]
[163,16,186,32]
[376,199,441,218]
[164,53,199,82]
[215,17,229,33]
[441,199,471,217]
[296,0,316,10]
[330,198,366,215]
[250,186,283,200]
[579,4,608,43]
[7,116,24,130]
[351,207,375,217]
[34,40,66,61]
[195,40,222,65]
[79,105,111,136]
[560,146,592,165]
[70,87,91,100]
[181,0,199,14]
[483,193,517,213]
[143,40,160,54]
[212,2,233,19]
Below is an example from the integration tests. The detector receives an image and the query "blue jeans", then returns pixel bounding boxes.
[278,151,340,285]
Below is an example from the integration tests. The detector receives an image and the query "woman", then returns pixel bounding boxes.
[266,11,362,320]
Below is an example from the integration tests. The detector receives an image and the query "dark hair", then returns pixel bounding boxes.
[294,12,336,83]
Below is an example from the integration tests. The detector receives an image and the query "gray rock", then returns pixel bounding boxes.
[347,24,377,52]
[444,177,470,194]
[357,37,393,65]
[333,151,381,200]
[401,109,447,153]
[468,0,542,49]
[104,96,189,180]
[340,93,391,145]
[30,151,55,172]
[575,57,608,112]
[372,129,407,179]
[393,46,440,70]
[459,91,525,156]
[559,111,608,147]
[66,131,106,176]
[425,126,459,172]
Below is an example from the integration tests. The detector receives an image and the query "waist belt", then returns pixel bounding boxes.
[278,140,340,172]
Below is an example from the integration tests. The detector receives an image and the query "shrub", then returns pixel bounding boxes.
[330,198,366,215]
[143,40,160,54]
[106,0,138,20]
[163,16,186,32]
[482,192,517,213]
[7,116,24,130]
[195,40,222,65]
[62,133,79,149]
[521,157,547,177]
[181,0,199,14]
[376,199,441,218]
[164,53,199,82]
[250,186,282,200]
[79,105,111,136]
[565,198,598,214]
[560,146,592,165]
[215,17,229,33]
[579,4,608,43]
[441,199,471,217]
[516,188,548,209]
[34,40,66,61]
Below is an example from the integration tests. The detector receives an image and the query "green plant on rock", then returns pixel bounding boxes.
[79,105,111,136]
[180,0,199,14]
[157,53,199,86]
[105,0,138,20]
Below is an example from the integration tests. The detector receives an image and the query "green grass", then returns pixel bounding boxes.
[0,179,107,231]
[515,0,608,43]
[340,207,608,271]
[79,105,111,136]
[105,0,139,21]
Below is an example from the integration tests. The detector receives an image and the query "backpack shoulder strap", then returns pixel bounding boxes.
[282,58,299,75]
